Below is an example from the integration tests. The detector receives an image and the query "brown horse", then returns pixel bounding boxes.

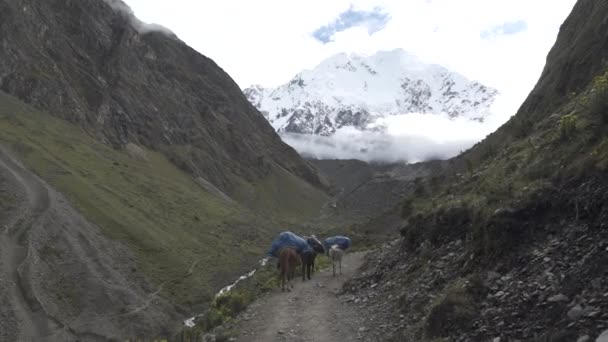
[278,247,301,291]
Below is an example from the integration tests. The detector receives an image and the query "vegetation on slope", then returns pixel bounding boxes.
[400,66,608,259]
[0,91,324,311]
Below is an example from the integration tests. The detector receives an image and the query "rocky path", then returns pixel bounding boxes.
[0,147,55,341]
[222,252,372,342]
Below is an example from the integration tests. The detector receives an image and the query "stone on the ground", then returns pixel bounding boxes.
[548,294,570,302]
[568,304,584,320]
[596,330,608,342]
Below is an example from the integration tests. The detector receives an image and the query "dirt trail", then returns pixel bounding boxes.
[0,147,55,341]
[227,252,368,342]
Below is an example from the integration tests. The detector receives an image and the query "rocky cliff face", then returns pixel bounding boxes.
[244,49,498,136]
[0,0,324,195]
[518,0,608,118]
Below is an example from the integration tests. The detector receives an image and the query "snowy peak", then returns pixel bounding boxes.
[244,49,498,136]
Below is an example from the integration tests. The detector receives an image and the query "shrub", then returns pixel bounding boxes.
[215,292,247,317]
[426,281,477,338]
[465,158,474,176]
[414,177,426,196]
[590,71,608,124]
[558,114,577,140]
[401,199,413,218]
[509,115,535,138]
[198,307,225,332]
[481,144,497,161]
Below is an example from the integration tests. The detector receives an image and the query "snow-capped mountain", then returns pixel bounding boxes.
[244,49,498,136]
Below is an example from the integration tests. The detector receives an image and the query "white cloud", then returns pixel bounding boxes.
[281,95,514,163]
[121,0,575,98]
[119,0,577,162]
[312,6,391,43]
[282,123,477,163]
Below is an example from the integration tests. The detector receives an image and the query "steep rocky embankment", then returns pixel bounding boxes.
[338,0,608,341]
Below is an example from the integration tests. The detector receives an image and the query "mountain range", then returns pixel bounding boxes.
[244,49,499,136]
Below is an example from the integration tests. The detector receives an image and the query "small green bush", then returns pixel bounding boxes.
[558,114,577,140]
[481,144,497,161]
[414,177,427,196]
[401,199,413,218]
[215,292,247,317]
[508,115,535,138]
[590,71,608,124]
[199,307,225,332]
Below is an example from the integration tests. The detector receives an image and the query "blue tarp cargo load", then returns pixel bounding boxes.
[267,231,311,257]
[324,236,351,251]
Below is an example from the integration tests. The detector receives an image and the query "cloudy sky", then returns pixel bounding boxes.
[124,0,575,91]
[122,0,577,162]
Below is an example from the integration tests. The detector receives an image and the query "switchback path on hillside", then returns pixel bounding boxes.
[0,147,157,342]
[221,252,374,342]
[0,147,55,341]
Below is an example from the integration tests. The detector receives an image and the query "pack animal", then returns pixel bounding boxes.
[302,236,325,281]
[278,247,301,291]
[328,244,344,276]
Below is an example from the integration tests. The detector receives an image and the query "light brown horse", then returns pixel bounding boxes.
[278,247,301,291]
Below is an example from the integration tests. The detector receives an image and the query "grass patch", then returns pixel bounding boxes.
[0,91,301,307]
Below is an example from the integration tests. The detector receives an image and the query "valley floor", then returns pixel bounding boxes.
[216,252,376,342]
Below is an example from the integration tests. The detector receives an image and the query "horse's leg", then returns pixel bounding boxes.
[280,256,287,292]
[339,257,342,275]
[309,253,315,279]
[281,269,289,291]
[296,254,302,286]
[332,259,336,277]
[302,255,306,281]
[289,264,295,291]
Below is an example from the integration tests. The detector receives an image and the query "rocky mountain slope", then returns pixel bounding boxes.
[335,0,608,341]
[244,49,498,135]
[0,0,325,203]
[0,0,333,340]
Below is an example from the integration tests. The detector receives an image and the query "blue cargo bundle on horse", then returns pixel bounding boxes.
[267,231,311,257]
[324,236,351,251]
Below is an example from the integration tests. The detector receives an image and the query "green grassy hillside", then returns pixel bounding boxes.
[0,91,325,308]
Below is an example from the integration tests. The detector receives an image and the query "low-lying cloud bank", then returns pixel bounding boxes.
[282,94,518,163]
[282,128,476,163]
